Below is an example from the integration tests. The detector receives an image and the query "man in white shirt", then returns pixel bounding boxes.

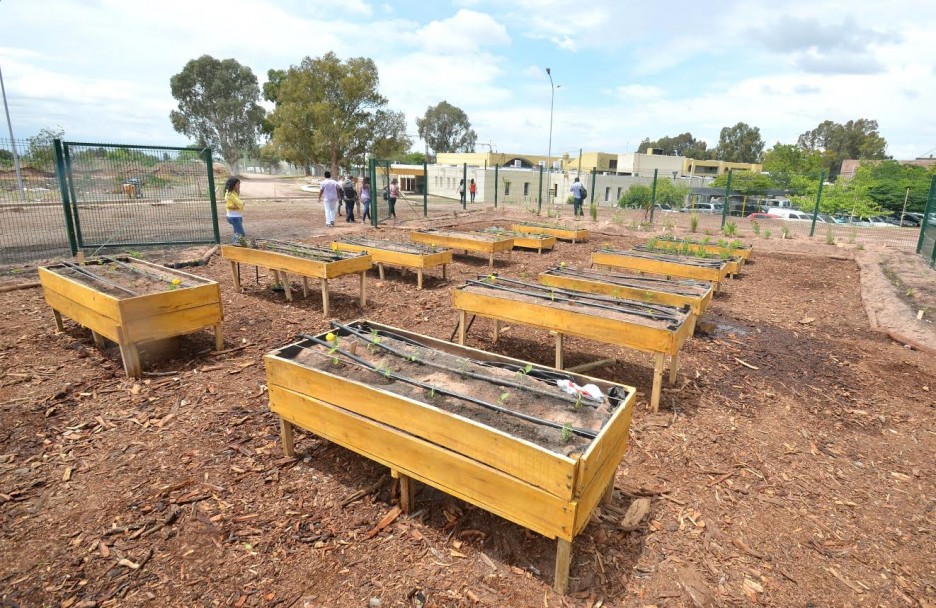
[318,171,340,227]
[570,177,585,217]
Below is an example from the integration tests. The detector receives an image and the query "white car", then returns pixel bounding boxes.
[681,202,723,214]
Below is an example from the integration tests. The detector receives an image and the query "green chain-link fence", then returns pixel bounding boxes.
[916,176,936,268]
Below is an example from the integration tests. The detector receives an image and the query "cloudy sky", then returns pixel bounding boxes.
[2,0,935,160]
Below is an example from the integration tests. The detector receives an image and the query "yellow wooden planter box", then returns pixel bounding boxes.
[39,257,223,378]
[452,278,692,412]
[538,266,714,317]
[511,223,589,243]
[410,229,513,268]
[221,242,372,316]
[592,249,732,289]
[651,237,753,262]
[332,237,452,289]
[266,320,636,594]
[633,244,741,278]
[482,228,557,253]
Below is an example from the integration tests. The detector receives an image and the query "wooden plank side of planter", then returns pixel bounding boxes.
[512,235,557,251]
[121,302,223,344]
[453,289,678,354]
[323,254,373,279]
[266,354,577,500]
[573,420,631,536]
[411,232,514,254]
[576,392,635,497]
[269,384,578,540]
[119,283,221,319]
[38,267,122,320]
[41,286,122,342]
[511,225,589,242]
[655,241,752,260]
[592,251,727,284]
[538,273,712,317]
[333,242,452,269]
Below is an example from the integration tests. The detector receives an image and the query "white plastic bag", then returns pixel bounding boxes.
[556,379,604,402]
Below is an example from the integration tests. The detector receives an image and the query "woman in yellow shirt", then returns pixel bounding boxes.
[224,176,245,244]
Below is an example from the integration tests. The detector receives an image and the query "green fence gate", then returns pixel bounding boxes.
[54,140,220,256]
[916,175,936,268]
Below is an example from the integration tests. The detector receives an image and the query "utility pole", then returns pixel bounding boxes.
[0,64,26,203]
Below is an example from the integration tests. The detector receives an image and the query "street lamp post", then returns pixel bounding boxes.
[545,68,555,212]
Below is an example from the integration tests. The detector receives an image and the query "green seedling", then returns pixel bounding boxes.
[781,225,790,239]
[825,227,836,245]
[723,222,737,237]
[561,423,574,443]
[764,229,771,239]
[497,392,510,405]
[689,213,699,233]
[752,221,761,236]
[516,363,533,378]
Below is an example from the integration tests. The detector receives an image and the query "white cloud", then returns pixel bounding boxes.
[400,9,509,54]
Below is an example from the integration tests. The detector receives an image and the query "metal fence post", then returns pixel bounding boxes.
[422,161,428,217]
[720,170,732,228]
[537,165,543,214]
[809,171,825,237]
[916,175,936,254]
[494,164,499,209]
[590,168,596,206]
[462,163,467,210]
[62,143,85,249]
[369,158,378,228]
[204,148,221,244]
[649,168,658,223]
[53,139,79,257]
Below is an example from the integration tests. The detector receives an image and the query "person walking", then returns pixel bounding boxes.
[359,177,372,224]
[318,171,340,227]
[458,179,466,205]
[342,176,358,222]
[388,178,402,219]
[469,178,477,203]
[224,176,245,244]
[570,177,586,217]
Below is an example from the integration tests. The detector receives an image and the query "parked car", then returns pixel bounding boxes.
[651,203,676,213]
[747,212,779,220]
[886,212,921,227]
[766,207,812,221]
[681,202,723,214]
[850,216,894,227]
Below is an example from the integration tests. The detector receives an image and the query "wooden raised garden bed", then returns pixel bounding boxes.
[632,243,742,278]
[650,235,753,262]
[511,222,588,243]
[331,237,451,289]
[38,257,223,378]
[538,265,714,320]
[481,227,557,254]
[221,239,372,317]
[265,319,636,593]
[452,276,692,412]
[410,229,513,268]
[592,247,732,290]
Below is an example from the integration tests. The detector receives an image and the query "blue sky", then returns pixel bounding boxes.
[2,0,935,160]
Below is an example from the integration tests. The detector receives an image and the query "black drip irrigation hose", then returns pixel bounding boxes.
[296,333,598,440]
[466,277,682,324]
[253,239,347,262]
[600,248,724,269]
[59,261,139,296]
[493,275,684,317]
[102,256,191,289]
[547,266,707,291]
[330,321,599,410]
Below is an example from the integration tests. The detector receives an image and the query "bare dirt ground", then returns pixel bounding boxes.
[1,177,935,607]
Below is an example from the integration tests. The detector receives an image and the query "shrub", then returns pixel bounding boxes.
[689,213,699,233]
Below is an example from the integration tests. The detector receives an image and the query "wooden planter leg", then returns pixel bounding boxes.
[489,252,494,268]
[601,478,615,505]
[555,333,564,369]
[651,352,665,412]
[377,263,385,281]
[302,277,309,298]
[321,278,330,317]
[669,353,679,384]
[230,260,242,293]
[52,309,64,332]
[279,418,295,457]
[417,269,423,290]
[457,310,467,345]
[213,323,224,351]
[399,473,415,514]
[688,314,698,336]
[119,342,142,378]
[442,264,447,281]
[282,272,293,302]
[492,319,500,344]
[359,272,367,307]
[554,538,572,595]
[91,330,106,350]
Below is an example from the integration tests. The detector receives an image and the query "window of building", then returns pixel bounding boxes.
[616,187,622,201]
[605,187,611,202]
[523,182,530,196]
[504,181,510,196]
[609,160,618,170]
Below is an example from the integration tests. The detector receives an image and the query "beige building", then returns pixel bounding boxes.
[438,149,761,178]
